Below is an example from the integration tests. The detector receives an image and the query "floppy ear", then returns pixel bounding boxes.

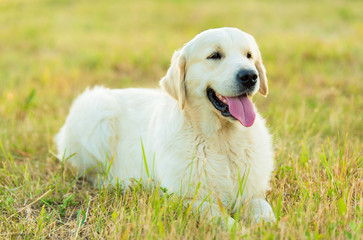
[159,50,186,109]
[255,51,268,97]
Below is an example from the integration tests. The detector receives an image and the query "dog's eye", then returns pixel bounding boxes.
[246,52,252,59]
[207,52,222,60]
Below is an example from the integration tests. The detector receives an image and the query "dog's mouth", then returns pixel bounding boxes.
[207,88,256,127]
[207,88,232,117]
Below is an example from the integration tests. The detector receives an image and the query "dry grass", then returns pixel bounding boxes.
[0,0,362,239]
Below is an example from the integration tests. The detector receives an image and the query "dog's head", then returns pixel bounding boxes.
[160,27,268,128]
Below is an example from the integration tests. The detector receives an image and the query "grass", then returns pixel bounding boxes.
[0,0,362,239]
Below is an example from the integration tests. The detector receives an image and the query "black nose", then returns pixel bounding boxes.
[236,69,258,88]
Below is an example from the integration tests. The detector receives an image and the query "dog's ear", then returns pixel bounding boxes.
[255,51,268,97]
[160,49,186,109]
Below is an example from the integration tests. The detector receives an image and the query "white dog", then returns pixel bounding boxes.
[55,27,275,226]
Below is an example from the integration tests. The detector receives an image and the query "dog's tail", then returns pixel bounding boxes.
[54,125,67,162]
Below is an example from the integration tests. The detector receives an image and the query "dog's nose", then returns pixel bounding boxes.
[236,69,258,88]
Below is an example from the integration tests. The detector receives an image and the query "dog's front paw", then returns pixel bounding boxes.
[223,216,248,234]
[225,216,236,228]
[250,198,276,223]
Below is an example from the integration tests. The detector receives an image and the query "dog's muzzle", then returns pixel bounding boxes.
[236,69,258,89]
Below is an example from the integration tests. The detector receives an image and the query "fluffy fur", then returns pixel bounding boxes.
[55,27,275,226]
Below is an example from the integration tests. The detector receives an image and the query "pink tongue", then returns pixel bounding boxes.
[225,95,256,127]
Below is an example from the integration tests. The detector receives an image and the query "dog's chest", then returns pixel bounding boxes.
[188,134,253,203]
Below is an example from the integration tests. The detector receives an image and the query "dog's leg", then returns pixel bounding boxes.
[248,198,276,223]
[185,200,235,228]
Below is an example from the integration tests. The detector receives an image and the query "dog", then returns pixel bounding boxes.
[55,27,275,227]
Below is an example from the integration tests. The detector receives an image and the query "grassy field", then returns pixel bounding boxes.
[0,0,362,239]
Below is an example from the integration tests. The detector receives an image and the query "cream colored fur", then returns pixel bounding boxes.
[55,27,275,227]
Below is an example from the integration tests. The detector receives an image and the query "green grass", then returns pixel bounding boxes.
[0,0,362,239]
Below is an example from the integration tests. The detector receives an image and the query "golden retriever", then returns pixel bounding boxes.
[55,27,275,227]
